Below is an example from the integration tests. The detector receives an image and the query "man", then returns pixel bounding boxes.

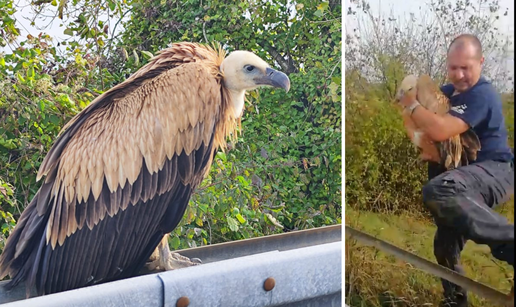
[398,33,514,306]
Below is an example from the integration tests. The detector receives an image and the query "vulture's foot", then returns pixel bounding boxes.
[146,252,201,271]
[145,236,202,271]
[168,252,202,269]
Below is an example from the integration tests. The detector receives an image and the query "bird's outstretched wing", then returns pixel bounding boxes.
[0,43,234,296]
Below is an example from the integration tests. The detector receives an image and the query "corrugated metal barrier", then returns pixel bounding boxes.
[0,225,342,307]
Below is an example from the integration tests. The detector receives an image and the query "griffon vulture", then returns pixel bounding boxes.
[0,42,290,297]
[396,74,480,169]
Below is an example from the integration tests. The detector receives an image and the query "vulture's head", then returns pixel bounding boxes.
[221,51,290,117]
[396,74,418,102]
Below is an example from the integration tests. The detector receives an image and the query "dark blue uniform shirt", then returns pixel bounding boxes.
[440,76,513,163]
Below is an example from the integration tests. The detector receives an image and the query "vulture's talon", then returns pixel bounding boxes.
[145,238,202,272]
[145,260,160,272]
[168,252,202,269]
[170,252,202,265]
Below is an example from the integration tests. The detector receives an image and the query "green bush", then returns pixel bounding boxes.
[345,75,427,215]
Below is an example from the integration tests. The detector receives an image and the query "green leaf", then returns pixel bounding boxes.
[265,213,284,228]
[235,213,246,224]
[328,82,340,102]
[170,236,180,249]
[216,151,227,162]
[97,37,104,47]
[317,2,329,11]
[227,216,239,232]
[132,49,139,66]
[16,73,25,83]
[108,0,116,11]
[64,28,74,36]
[141,50,153,60]
[49,115,60,125]
[0,138,16,150]
[122,48,129,61]
[27,66,35,79]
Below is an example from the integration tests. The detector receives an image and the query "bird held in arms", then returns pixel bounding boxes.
[0,42,290,297]
[395,74,481,169]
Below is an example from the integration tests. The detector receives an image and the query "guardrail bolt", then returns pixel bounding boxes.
[263,277,276,291]
[176,296,190,307]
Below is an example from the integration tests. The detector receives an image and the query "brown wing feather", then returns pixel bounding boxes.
[411,74,481,169]
[0,42,236,296]
[416,74,450,115]
[460,128,481,161]
[46,53,227,248]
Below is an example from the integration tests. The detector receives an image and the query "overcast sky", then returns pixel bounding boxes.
[345,0,514,90]
[9,0,515,49]
[3,0,121,54]
[10,0,67,42]
[345,0,514,48]
[361,0,514,33]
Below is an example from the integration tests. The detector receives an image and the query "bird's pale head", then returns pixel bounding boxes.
[396,74,418,102]
[220,50,290,118]
[221,51,290,92]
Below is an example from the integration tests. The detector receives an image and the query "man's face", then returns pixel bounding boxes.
[446,44,484,92]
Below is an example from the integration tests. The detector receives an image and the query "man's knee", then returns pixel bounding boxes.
[422,179,450,215]
[422,173,467,222]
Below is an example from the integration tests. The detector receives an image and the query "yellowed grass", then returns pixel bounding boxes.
[345,201,514,307]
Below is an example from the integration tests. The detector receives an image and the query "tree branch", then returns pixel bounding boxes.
[258,39,299,74]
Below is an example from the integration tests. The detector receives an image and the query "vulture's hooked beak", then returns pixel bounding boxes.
[254,67,291,93]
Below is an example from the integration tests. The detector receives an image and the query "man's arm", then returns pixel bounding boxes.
[399,94,470,142]
[410,105,470,142]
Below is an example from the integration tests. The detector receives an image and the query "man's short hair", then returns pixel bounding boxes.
[447,34,483,59]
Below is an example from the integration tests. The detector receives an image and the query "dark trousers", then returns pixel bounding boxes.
[423,159,514,305]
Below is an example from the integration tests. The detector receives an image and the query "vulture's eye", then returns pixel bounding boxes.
[245,65,255,72]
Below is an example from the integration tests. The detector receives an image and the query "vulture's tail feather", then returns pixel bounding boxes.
[460,128,481,162]
[0,193,49,298]
[439,135,463,170]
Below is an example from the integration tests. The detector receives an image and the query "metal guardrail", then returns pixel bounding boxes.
[7,223,510,306]
[345,225,514,307]
[0,225,342,307]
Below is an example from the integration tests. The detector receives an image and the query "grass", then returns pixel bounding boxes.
[345,201,514,307]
